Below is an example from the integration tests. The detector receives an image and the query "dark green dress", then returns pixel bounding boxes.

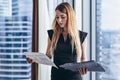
[47,29,87,80]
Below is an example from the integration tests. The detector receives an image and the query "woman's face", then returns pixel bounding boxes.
[55,10,67,28]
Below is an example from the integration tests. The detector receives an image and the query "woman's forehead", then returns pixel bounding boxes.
[55,10,67,16]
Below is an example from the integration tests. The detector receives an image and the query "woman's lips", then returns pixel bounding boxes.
[60,23,63,25]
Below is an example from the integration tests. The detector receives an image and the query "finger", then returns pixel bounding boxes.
[26,57,33,63]
[81,68,86,75]
[29,59,33,63]
[83,67,87,74]
[79,68,84,75]
[30,59,33,63]
[26,57,31,61]
[85,68,88,74]
[82,68,86,74]
[78,68,81,74]
[26,57,29,60]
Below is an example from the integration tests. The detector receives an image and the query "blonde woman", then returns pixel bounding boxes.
[26,2,88,80]
[46,2,88,80]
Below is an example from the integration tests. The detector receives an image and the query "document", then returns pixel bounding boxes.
[24,52,58,68]
[60,60,105,72]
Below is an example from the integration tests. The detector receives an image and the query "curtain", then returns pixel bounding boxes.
[38,0,51,80]
[38,0,74,80]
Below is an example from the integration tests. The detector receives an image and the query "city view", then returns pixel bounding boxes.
[0,0,120,80]
[0,0,32,80]
[96,0,120,80]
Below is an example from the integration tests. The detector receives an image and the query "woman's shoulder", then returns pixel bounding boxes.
[78,30,88,43]
[47,29,54,34]
[47,29,53,32]
[79,30,88,35]
[47,29,53,40]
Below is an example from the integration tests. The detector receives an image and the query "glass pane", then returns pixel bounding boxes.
[96,0,120,80]
[0,0,33,80]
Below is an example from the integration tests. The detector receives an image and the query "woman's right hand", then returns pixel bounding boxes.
[26,57,33,63]
[78,67,88,75]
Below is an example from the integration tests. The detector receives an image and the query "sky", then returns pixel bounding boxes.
[101,0,120,31]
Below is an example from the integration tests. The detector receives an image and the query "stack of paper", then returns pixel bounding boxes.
[60,60,105,72]
[24,52,58,68]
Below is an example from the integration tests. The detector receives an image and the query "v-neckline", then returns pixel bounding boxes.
[61,33,68,43]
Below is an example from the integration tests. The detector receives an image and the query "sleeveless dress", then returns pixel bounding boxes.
[47,29,87,80]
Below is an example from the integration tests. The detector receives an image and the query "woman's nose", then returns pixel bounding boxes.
[58,18,62,22]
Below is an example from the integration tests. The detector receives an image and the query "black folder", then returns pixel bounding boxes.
[60,60,105,72]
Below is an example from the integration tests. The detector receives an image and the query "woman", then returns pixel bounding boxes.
[46,2,88,80]
[27,2,88,80]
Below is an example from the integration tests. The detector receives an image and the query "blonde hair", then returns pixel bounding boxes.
[50,2,82,59]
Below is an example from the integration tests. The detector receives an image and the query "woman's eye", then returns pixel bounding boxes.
[61,17,65,19]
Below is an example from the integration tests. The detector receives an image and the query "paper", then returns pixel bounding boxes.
[24,52,58,68]
[60,60,105,72]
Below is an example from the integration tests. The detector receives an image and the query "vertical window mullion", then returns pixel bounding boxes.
[80,0,91,80]
[32,0,39,80]
[90,0,96,80]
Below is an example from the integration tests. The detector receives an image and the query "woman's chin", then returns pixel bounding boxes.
[60,26,64,28]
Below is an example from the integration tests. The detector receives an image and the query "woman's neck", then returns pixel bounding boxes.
[62,27,68,33]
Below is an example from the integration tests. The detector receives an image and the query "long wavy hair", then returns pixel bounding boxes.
[50,2,82,60]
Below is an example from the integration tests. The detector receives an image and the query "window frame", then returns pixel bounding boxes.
[81,0,96,80]
[32,0,39,80]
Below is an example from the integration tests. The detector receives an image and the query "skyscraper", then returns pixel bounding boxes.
[0,0,32,80]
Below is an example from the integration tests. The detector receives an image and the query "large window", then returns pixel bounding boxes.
[82,0,120,80]
[96,0,120,80]
[0,0,33,80]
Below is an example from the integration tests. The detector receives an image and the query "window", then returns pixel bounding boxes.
[96,0,120,80]
[0,0,33,80]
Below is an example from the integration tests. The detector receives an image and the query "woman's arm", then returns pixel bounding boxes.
[46,37,52,59]
[81,38,87,62]
[79,38,88,75]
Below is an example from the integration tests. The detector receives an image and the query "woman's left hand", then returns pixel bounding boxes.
[78,67,88,75]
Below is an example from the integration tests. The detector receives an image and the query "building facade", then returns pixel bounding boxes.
[0,0,32,80]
